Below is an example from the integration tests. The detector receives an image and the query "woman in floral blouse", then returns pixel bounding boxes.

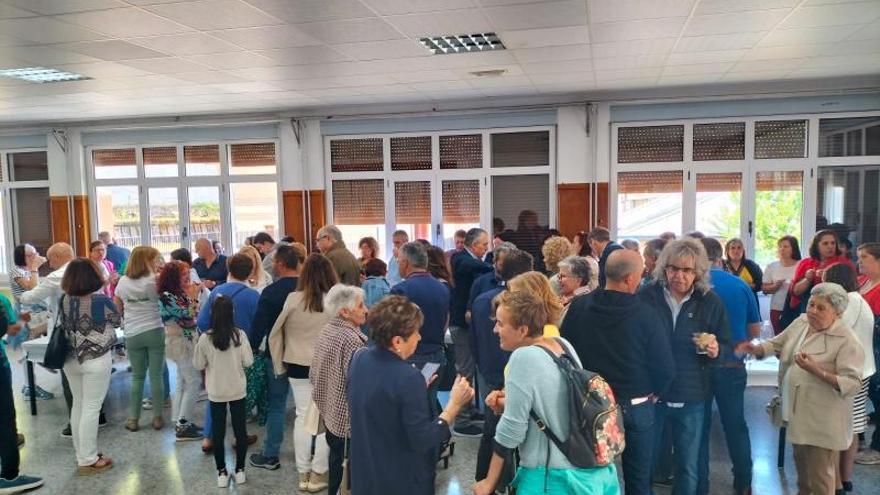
[157,260,202,442]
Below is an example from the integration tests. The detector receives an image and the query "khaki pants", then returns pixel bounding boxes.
[792,443,839,495]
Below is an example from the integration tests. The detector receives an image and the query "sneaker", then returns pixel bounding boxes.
[175,422,203,442]
[452,423,483,437]
[142,398,153,410]
[297,472,310,491]
[61,424,72,438]
[217,470,229,488]
[855,448,880,465]
[21,386,54,401]
[99,413,108,427]
[234,469,246,485]
[306,471,328,492]
[0,474,44,494]
[249,453,280,471]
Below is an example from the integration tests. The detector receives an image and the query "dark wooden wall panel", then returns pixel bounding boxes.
[282,190,306,245]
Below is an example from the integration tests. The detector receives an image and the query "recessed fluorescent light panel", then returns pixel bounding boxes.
[0,67,90,83]
[419,33,505,55]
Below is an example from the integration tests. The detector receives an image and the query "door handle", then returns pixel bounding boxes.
[748,221,753,236]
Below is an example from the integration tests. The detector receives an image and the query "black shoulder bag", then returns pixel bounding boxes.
[43,295,69,369]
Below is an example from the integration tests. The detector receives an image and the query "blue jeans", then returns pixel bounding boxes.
[620,400,655,495]
[698,366,752,494]
[261,354,289,459]
[654,402,705,495]
[407,350,446,418]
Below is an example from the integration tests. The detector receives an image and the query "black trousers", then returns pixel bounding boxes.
[210,399,248,472]
[0,365,20,480]
[326,430,349,495]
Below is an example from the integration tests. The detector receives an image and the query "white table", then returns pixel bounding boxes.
[21,328,125,416]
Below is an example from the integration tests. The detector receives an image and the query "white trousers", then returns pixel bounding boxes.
[171,355,201,424]
[289,378,329,474]
[64,352,112,466]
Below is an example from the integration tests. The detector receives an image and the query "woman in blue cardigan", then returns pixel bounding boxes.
[347,295,475,495]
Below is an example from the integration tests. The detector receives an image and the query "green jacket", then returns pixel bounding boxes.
[325,241,361,287]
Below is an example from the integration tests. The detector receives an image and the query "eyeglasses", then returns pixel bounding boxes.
[315,235,329,243]
[665,264,696,275]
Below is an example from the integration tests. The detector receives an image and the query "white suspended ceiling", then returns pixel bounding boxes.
[0,0,878,124]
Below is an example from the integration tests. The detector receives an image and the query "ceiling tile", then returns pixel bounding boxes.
[595,67,662,81]
[185,51,279,69]
[719,69,791,82]
[255,45,353,64]
[390,70,460,83]
[590,38,676,58]
[426,50,515,69]
[119,57,212,74]
[144,0,284,31]
[478,85,539,97]
[55,61,153,78]
[529,71,593,85]
[130,33,246,56]
[683,9,790,37]
[590,17,687,42]
[296,18,404,44]
[592,53,667,70]
[520,59,590,74]
[59,7,194,38]
[209,25,323,50]
[0,4,38,19]
[782,2,880,28]
[816,39,880,56]
[675,32,767,52]
[336,39,431,61]
[273,74,397,90]
[742,44,827,61]
[6,0,126,15]
[243,0,376,23]
[734,57,806,72]
[0,34,30,47]
[464,74,532,87]
[695,0,798,15]
[847,20,880,40]
[657,73,723,85]
[224,66,319,81]
[666,49,746,65]
[60,40,168,61]
[662,62,734,75]
[498,25,589,49]
[483,1,587,31]
[169,71,249,84]
[0,45,102,66]
[386,9,492,37]
[758,25,863,46]
[0,17,107,44]
[511,44,591,63]
[359,0,475,15]
[589,0,695,23]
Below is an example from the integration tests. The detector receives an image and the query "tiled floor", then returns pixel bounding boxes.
[7,351,880,494]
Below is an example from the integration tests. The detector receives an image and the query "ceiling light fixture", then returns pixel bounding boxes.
[419,33,505,55]
[0,67,90,83]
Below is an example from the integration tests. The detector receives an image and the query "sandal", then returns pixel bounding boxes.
[124,419,139,432]
[76,456,113,476]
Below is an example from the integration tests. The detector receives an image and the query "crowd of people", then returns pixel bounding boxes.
[0,221,878,495]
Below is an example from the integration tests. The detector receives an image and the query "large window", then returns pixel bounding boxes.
[0,150,51,274]
[90,141,279,257]
[326,128,555,257]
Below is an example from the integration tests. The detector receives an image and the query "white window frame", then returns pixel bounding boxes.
[323,126,556,252]
[0,148,51,279]
[611,110,880,254]
[86,138,282,253]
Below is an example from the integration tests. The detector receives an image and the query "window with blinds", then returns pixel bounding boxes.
[143,146,177,178]
[442,180,481,223]
[7,151,49,181]
[184,145,220,176]
[618,125,684,163]
[12,187,51,254]
[617,170,683,239]
[492,175,549,232]
[696,173,742,240]
[693,123,745,161]
[331,138,383,172]
[818,117,880,157]
[440,134,482,169]
[230,142,276,175]
[755,120,807,159]
[93,148,137,179]
[395,181,431,224]
[492,131,550,167]
[391,136,432,171]
[332,179,385,225]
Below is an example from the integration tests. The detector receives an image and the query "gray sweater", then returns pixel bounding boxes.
[193,330,254,403]
[494,338,582,469]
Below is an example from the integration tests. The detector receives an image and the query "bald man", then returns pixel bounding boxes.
[20,243,74,323]
[560,249,675,495]
[192,238,228,289]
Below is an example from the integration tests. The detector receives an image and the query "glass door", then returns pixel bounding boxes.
[751,170,804,268]
[147,187,182,258]
[695,172,743,244]
[440,179,481,249]
[187,186,223,250]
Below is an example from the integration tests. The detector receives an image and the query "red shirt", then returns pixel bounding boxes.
[858,275,880,316]
[789,255,855,308]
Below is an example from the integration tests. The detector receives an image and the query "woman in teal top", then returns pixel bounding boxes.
[473,285,620,495]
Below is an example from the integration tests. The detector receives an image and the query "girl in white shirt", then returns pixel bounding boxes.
[762,235,802,334]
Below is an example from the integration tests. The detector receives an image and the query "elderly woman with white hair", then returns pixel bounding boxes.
[738,283,864,495]
[557,255,592,320]
[310,284,369,495]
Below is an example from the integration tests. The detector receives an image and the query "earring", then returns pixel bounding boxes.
[396,348,401,354]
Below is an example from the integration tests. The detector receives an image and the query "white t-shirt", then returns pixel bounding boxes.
[763,261,798,311]
[841,292,877,378]
[114,274,163,338]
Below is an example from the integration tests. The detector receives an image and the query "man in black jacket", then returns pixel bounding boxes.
[587,227,623,288]
[562,249,675,495]
[638,238,730,495]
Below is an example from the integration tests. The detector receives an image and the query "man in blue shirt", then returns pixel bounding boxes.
[248,244,304,471]
[193,237,228,290]
[588,227,623,288]
[98,231,129,275]
[390,242,451,418]
[196,253,260,451]
[386,230,408,287]
[698,237,759,495]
